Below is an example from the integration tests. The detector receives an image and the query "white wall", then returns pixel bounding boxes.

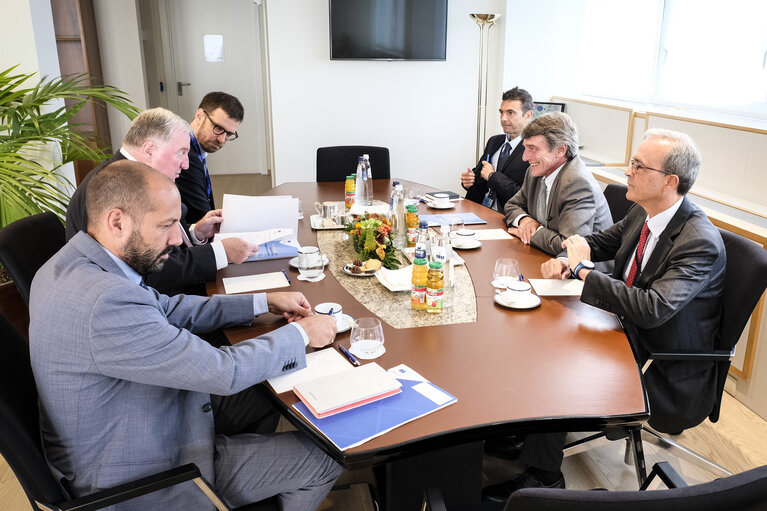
[93,0,149,150]
[265,0,507,191]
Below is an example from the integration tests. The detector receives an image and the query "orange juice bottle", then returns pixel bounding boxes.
[411,258,428,310]
[426,261,444,314]
[344,175,355,210]
[406,205,419,248]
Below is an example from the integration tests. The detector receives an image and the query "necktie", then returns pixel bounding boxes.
[626,221,651,287]
[191,136,213,204]
[496,142,511,171]
[481,142,512,211]
[179,224,193,247]
[535,179,548,227]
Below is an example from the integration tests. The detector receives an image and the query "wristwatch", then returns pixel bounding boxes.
[572,259,595,280]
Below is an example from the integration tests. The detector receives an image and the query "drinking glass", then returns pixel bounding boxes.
[444,216,464,243]
[350,317,385,359]
[298,246,324,279]
[493,258,520,288]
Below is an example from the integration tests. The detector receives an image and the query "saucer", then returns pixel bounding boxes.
[426,201,454,210]
[493,292,542,310]
[336,313,354,333]
[349,344,386,360]
[289,255,329,269]
[297,273,325,282]
[452,239,482,250]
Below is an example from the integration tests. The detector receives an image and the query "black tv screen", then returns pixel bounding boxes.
[330,0,448,61]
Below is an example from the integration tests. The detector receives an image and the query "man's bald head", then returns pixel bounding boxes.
[85,160,177,234]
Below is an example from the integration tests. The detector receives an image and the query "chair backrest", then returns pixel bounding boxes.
[505,464,767,511]
[603,184,634,224]
[0,212,66,305]
[708,229,767,422]
[0,312,67,509]
[316,145,390,182]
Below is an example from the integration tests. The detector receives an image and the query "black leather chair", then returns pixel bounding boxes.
[423,462,767,511]
[565,227,767,485]
[316,145,390,182]
[0,212,66,305]
[603,184,634,223]
[0,312,278,511]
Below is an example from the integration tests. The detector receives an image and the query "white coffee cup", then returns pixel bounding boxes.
[453,228,476,247]
[315,302,343,327]
[506,280,532,302]
[432,193,451,208]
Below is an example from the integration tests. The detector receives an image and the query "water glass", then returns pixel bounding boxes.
[444,216,464,242]
[350,317,385,358]
[298,246,324,279]
[493,258,520,288]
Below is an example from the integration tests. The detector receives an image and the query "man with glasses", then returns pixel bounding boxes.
[178,92,243,223]
[482,129,725,502]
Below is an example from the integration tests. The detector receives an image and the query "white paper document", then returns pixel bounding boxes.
[529,278,585,296]
[267,348,351,394]
[215,228,293,246]
[474,229,514,241]
[220,194,298,234]
[222,271,290,294]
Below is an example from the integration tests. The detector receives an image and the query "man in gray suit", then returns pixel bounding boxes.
[503,112,612,258]
[30,161,342,510]
[483,129,725,502]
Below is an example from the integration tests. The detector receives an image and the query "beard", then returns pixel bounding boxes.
[123,230,173,275]
[199,137,222,153]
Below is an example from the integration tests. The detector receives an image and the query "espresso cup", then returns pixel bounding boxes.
[506,280,533,303]
[315,302,343,326]
[432,193,451,208]
[453,229,476,247]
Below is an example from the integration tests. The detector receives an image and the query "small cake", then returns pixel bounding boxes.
[363,259,382,272]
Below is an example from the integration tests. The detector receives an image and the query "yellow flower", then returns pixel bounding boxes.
[355,222,362,229]
[375,245,386,259]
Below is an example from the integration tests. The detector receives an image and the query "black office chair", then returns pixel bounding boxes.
[423,462,767,511]
[0,212,66,305]
[565,227,767,485]
[603,184,634,224]
[0,312,278,511]
[316,145,390,182]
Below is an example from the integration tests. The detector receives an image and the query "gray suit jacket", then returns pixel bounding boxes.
[581,198,725,432]
[29,232,306,509]
[503,156,613,259]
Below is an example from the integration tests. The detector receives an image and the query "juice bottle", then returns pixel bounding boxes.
[406,204,419,248]
[344,175,355,210]
[411,257,428,310]
[426,261,444,314]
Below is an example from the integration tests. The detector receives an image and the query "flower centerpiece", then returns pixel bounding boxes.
[346,213,400,269]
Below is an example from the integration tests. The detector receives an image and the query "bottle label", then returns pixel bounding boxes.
[414,242,427,260]
[407,228,418,244]
[411,285,427,306]
[432,246,446,263]
[427,287,444,309]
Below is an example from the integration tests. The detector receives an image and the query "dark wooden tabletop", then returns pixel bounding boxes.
[207,179,649,468]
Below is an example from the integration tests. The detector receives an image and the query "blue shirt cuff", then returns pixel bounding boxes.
[252,293,269,316]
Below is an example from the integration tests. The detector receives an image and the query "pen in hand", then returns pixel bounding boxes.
[338,345,360,367]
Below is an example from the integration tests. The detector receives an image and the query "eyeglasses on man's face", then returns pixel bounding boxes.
[203,110,238,141]
[628,158,673,176]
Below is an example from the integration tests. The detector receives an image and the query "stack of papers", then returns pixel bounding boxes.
[293,362,402,419]
[222,271,290,294]
[375,265,414,292]
[529,278,584,296]
[267,348,351,394]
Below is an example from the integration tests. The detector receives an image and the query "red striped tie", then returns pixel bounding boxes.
[626,222,650,287]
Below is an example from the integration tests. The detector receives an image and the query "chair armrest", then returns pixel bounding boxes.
[421,487,448,511]
[639,462,688,490]
[57,463,223,511]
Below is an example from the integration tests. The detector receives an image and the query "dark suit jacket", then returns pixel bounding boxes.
[463,134,528,210]
[581,198,726,432]
[177,139,215,224]
[64,153,217,295]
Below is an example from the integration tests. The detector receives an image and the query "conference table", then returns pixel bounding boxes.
[207,179,649,509]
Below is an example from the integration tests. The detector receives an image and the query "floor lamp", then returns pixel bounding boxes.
[470,13,500,163]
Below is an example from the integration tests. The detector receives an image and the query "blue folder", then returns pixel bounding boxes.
[247,240,299,261]
[419,212,487,227]
[293,376,457,451]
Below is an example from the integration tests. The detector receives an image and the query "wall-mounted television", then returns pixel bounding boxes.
[330,0,448,61]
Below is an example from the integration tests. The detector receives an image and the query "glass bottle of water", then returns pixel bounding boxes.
[433,227,454,308]
[390,182,406,249]
[362,154,373,206]
[414,220,431,260]
[354,157,369,206]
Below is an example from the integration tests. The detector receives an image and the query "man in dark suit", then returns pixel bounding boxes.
[482,129,725,502]
[461,87,533,212]
[178,92,244,224]
[66,107,257,296]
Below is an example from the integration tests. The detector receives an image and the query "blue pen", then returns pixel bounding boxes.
[519,274,524,282]
[338,345,360,366]
[485,153,491,162]
[281,269,291,284]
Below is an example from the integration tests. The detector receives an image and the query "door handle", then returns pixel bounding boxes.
[177,81,191,96]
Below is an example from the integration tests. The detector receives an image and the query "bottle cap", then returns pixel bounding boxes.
[414,258,427,265]
[406,205,417,213]
[429,261,443,269]
[419,220,429,229]
[351,173,357,178]
[392,181,400,186]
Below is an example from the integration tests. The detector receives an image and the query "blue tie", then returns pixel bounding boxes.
[191,136,213,203]
[481,142,512,211]
[496,141,512,171]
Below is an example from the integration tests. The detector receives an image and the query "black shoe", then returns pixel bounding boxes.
[484,436,525,460]
[481,471,565,503]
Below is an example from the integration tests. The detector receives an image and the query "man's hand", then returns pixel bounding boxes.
[460,168,476,189]
[296,315,337,348]
[266,292,312,322]
[541,258,570,279]
[193,209,224,240]
[515,216,541,245]
[562,235,592,273]
[221,237,258,264]
[480,161,495,181]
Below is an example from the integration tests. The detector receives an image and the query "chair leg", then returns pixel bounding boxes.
[628,428,647,488]
[639,427,732,478]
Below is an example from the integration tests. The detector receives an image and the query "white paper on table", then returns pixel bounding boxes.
[220,194,298,235]
[215,228,293,246]
[528,278,584,296]
[375,265,414,292]
[222,271,289,294]
[268,348,352,394]
[387,363,427,382]
[203,34,224,62]
[349,200,390,217]
[474,229,514,241]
